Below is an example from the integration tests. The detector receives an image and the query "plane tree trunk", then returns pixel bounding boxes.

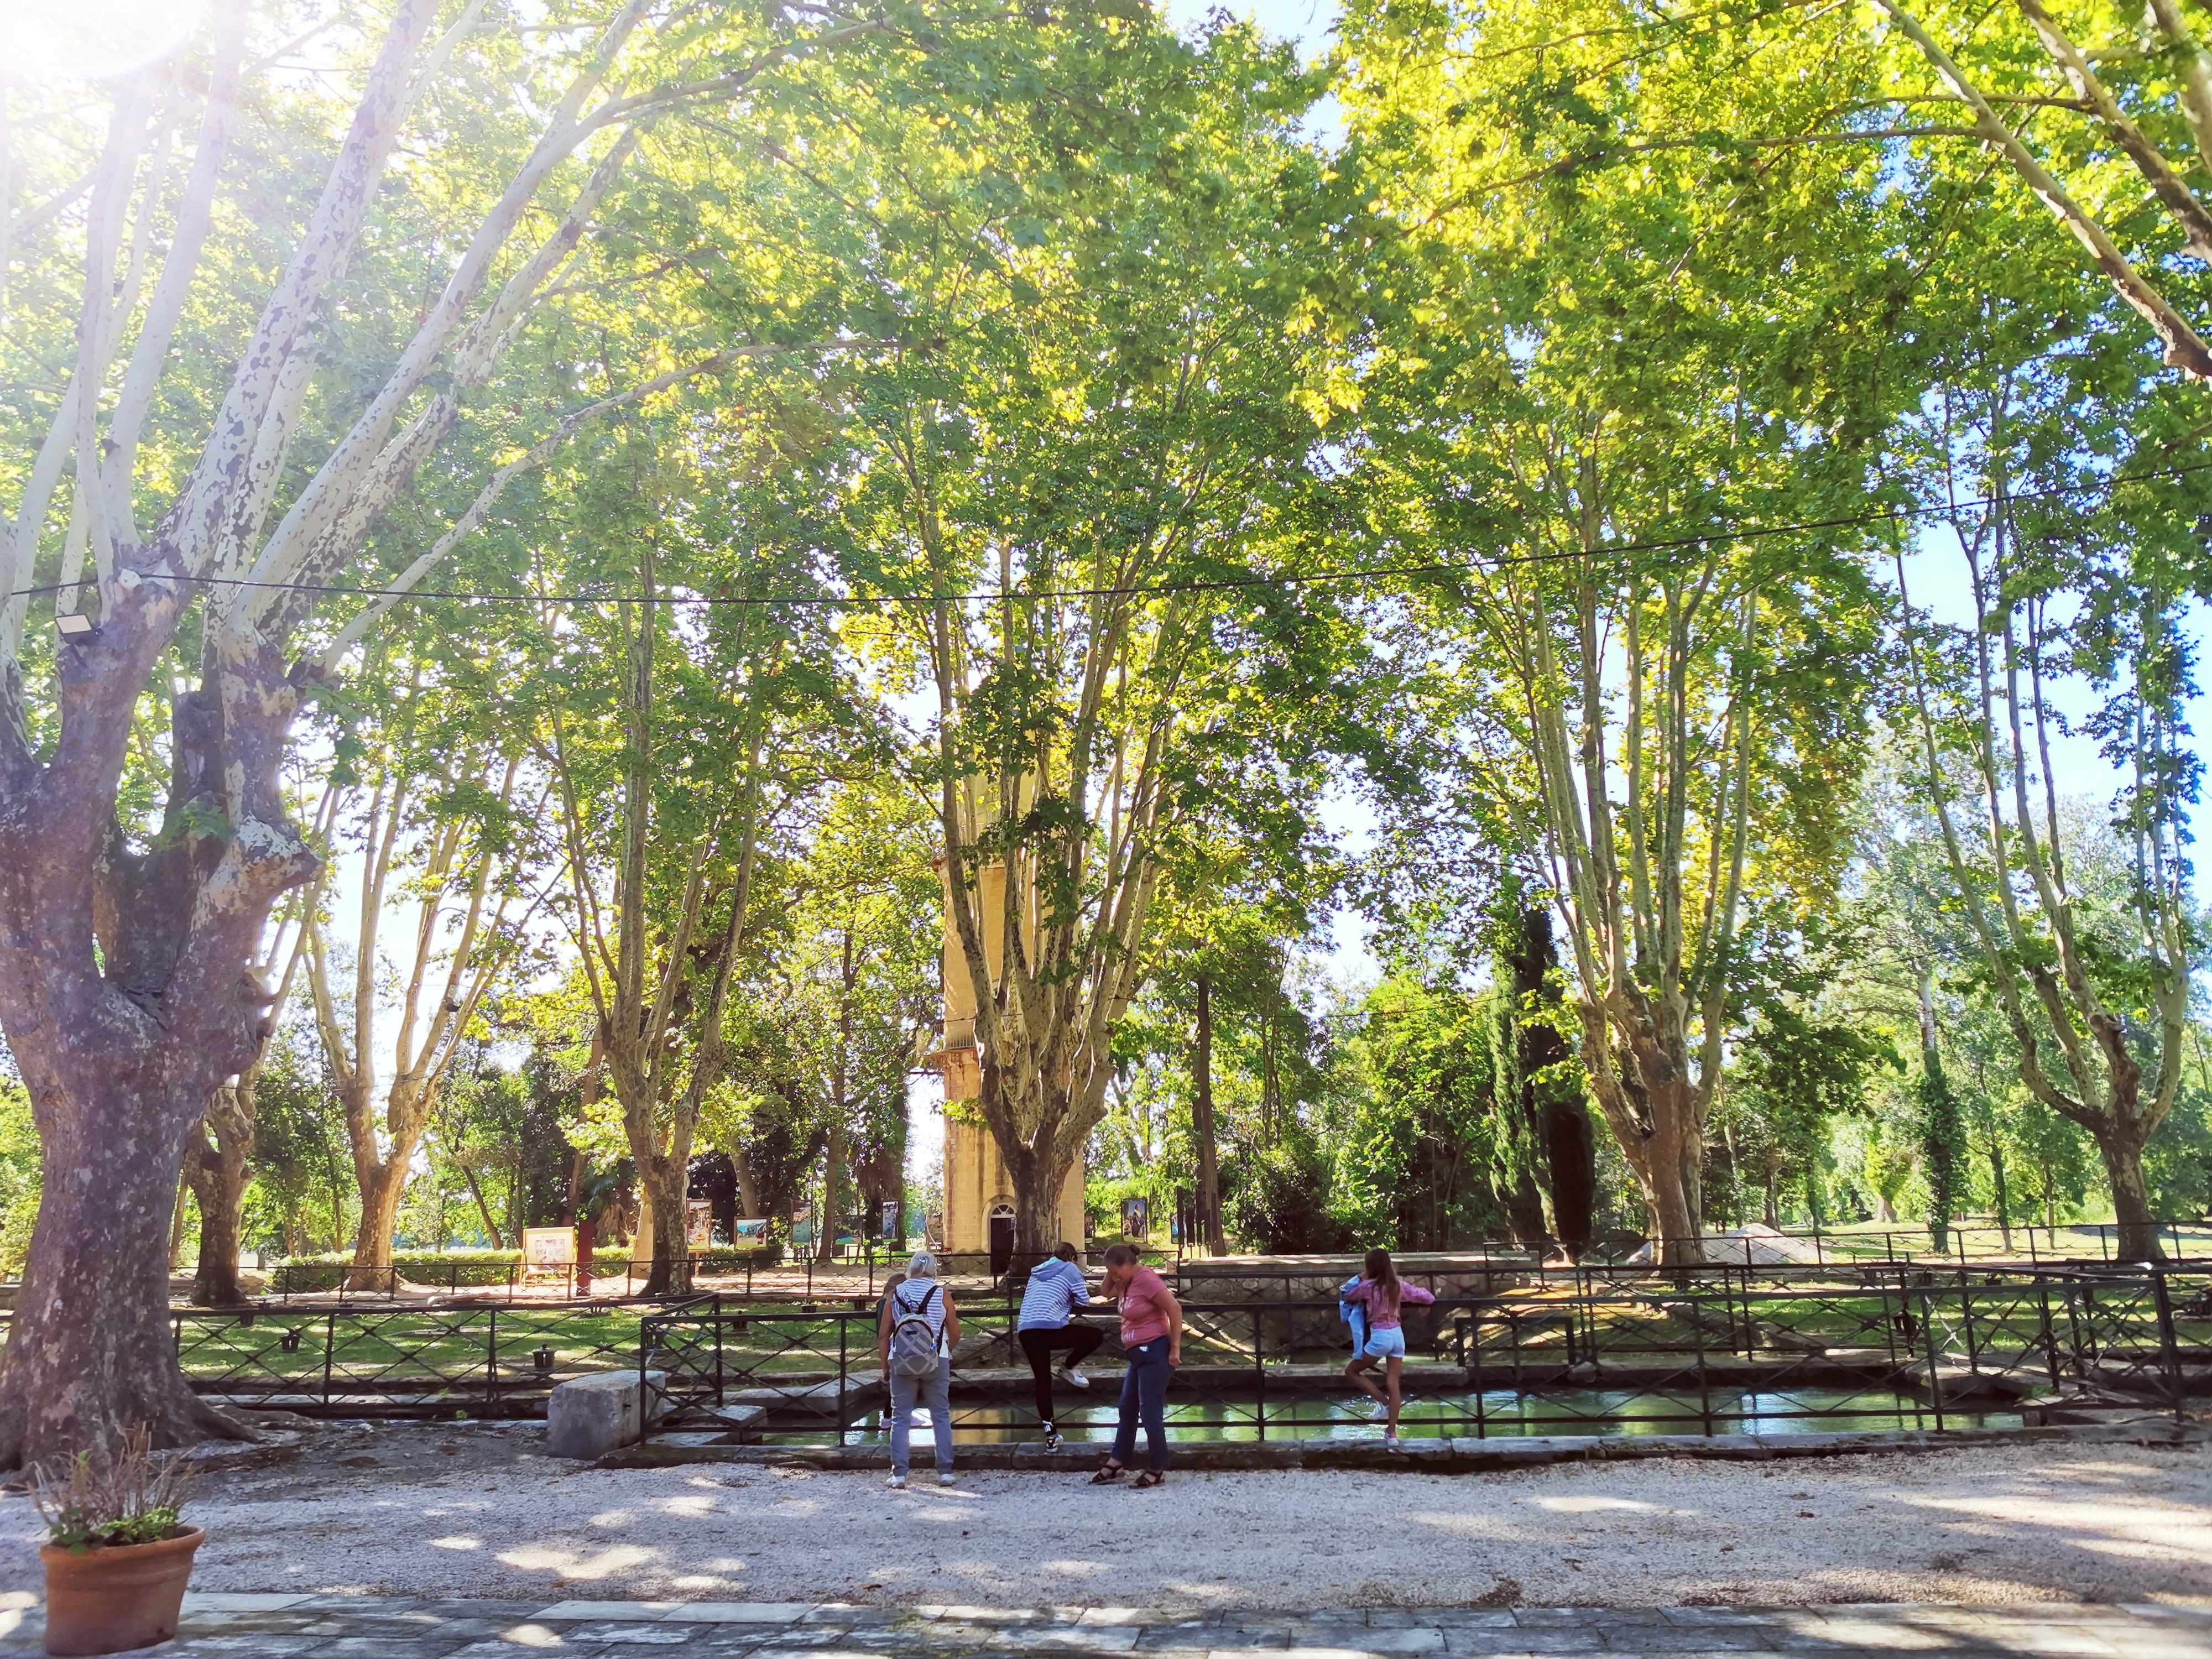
[0,617,313,1468]
[637,1151,692,1297]
[566,547,771,1301]
[187,1081,255,1307]
[1899,421,2189,1266]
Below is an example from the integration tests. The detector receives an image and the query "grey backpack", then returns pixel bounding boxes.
[889,1282,942,1377]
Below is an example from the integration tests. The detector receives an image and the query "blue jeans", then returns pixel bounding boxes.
[1112,1337,1172,1470]
[889,1357,953,1476]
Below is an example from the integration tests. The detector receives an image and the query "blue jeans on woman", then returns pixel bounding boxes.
[1112,1337,1172,1470]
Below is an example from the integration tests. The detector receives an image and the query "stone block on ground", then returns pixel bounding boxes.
[547,1368,667,1459]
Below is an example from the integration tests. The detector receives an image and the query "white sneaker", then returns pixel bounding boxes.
[1385,1433,1404,1452]
[1367,1402,1390,1423]
[1056,1367,1089,1389]
[937,1471,957,1486]
[886,1473,907,1489]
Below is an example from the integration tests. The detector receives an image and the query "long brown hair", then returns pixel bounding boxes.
[1364,1247,1400,1318]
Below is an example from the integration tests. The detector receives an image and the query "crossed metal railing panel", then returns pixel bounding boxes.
[162,1302,646,1412]
[635,1269,2192,1448]
[18,1263,2201,1432]
[174,1312,330,1400]
[640,1295,877,1432]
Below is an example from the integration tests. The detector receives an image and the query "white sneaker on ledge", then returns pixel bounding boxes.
[1057,1367,1089,1389]
[886,1473,907,1489]
[1367,1402,1390,1423]
[937,1471,957,1486]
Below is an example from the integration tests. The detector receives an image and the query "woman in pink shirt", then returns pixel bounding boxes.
[1342,1247,1434,1448]
[1088,1243,1182,1487]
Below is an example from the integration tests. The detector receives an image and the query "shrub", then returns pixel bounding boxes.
[267,1243,781,1290]
[1225,1136,1357,1254]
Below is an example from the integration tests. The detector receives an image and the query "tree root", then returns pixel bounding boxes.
[0,1363,259,1472]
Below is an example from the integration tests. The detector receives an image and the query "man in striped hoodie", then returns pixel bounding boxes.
[1016,1243,1103,1451]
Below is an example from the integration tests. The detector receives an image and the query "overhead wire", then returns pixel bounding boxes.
[6,455,2210,614]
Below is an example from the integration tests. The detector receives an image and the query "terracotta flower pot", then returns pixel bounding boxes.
[38,1526,203,1657]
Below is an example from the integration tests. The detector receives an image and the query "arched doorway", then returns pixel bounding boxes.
[988,1201,1016,1277]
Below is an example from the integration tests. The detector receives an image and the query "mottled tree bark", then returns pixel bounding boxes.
[0,619,313,1467]
[187,1080,254,1307]
[637,1153,692,1296]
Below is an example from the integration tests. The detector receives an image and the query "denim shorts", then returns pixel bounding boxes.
[1361,1326,1406,1360]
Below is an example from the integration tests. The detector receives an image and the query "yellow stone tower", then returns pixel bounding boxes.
[932,858,1084,1271]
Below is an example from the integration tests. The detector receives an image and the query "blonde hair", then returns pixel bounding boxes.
[906,1250,939,1279]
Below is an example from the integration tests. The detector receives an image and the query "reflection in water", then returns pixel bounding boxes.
[830,1386,2023,1446]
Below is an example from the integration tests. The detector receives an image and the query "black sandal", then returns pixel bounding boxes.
[1088,1461,1125,1484]
[1131,1469,1165,1489]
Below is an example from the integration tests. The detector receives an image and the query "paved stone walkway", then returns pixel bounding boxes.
[0,1596,2201,1659]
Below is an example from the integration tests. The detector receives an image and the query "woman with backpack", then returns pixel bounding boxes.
[876,1249,962,1489]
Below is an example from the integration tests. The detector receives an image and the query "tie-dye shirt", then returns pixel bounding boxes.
[1340,1276,1434,1331]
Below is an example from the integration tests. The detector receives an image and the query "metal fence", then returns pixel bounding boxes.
[1624,1222,2212,1269]
[637,1265,2210,1447]
[264,1253,773,1302]
[168,1302,645,1415]
[0,1259,2188,1430]
[258,1241,1113,1302]
[259,1243,1187,1302]
[242,1226,2204,1306]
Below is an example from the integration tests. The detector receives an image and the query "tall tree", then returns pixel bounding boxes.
[1190,973,1224,1257]
[0,0,1002,1464]
[830,22,1362,1255]
[1897,478,2201,1259]
[306,727,534,1286]
[1338,0,1896,1260]
[185,826,323,1307]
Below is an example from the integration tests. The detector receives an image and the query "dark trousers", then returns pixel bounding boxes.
[1019,1323,1105,1425]
[1112,1336,1172,1470]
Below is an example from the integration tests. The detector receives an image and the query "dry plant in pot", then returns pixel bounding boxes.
[32,1425,202,1656]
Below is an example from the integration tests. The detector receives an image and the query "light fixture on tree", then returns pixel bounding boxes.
[54,613,96,641]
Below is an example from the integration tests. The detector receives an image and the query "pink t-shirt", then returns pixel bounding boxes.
[1343,1277,1434,1331]
[1117,1266,1173,1346]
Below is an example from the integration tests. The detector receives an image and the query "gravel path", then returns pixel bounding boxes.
[1,1424,2205,1610]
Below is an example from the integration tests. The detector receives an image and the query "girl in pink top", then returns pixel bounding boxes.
[1343,1247,1433,1448]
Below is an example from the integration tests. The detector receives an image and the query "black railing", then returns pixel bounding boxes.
[1646,1220,2212,1269]
[263,1252,779,1303]
[164,1302,645,1415]
[638,1265,2208,1448]
[260,1243,1022,1303]
[0,1260,2190,1429]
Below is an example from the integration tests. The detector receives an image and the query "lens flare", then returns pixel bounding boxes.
[3,0,209,81]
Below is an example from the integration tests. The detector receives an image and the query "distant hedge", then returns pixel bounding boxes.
[265,1243,782,1290]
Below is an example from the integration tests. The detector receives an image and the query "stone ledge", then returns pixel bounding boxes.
[596,1417,2207,1472]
